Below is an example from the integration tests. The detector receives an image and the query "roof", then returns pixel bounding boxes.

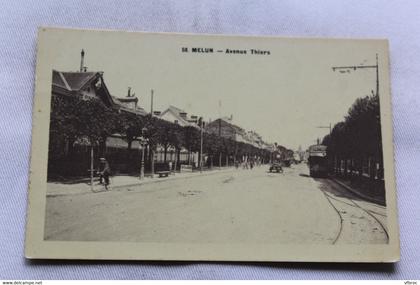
[206,118,272,148]
[52,70,148,116]
[160,105,198,128]
[52,70,101,91]
[111,96,148,116]
[308,144,327,152]
[167,105,185,115]
[207,117,245,134]
[117,97,138,103]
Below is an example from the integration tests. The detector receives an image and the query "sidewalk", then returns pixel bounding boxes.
[331,176,386,206]
[47,167,237,197]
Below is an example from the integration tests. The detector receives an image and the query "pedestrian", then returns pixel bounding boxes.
[98,157,111,189]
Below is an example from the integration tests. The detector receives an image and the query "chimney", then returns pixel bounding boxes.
[80,49,85,72]
[179,112,187,119]
[127,87,131,97]
[190,115,198,123]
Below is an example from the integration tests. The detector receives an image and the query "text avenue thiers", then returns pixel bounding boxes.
[181,47,271,55]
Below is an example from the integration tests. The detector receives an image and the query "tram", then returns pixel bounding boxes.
[308,144,328,177]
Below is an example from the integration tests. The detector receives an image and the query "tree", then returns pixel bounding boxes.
[155,120,184,163]
[183,126,200,164]
[322,94,382,180]
[115,112,144,151]
[49,94,119,186]
[49,94,118,154]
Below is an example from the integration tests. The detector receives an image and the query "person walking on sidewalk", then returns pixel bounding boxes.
[98,157,111,189]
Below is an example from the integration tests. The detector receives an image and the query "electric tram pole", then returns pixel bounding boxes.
[332,54,379,97]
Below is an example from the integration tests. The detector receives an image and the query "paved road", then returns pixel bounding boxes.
[44,163,388,244]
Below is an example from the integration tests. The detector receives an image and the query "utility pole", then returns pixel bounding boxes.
[199,117,204,173]
[90,142,94,191]
[150,89,154,115]
[80,49,85,72]
[139,127,148,180]
[332,54,379,97]
[218,100,222,169]
[375,53,379,97]
[317,123,332,136]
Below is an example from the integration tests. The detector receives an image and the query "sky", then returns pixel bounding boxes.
[46,29,386,150]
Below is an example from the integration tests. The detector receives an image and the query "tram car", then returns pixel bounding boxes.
[308,144,328,177]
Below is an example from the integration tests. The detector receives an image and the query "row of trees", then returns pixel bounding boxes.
[321,94,383,180]
[48,94,272,177]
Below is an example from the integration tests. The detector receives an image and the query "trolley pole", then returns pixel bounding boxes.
[316,123,332,136]
[200,118,204,173]
[332,53,379,97]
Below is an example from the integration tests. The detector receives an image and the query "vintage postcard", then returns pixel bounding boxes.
[25,27,399,262]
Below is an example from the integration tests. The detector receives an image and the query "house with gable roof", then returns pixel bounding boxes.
[205,117,249,143]
[49,50,154,176]
[155,105,202,165]
[158,105,200,128]
[52,70,147,117]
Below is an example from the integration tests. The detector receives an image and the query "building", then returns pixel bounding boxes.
[49,50,153,176]
[205,117,245,141]
[52,69,147,151]
[156,105,202,165]
[52,70,146,117]
[159,105,200,128]
[52,70,116,108]
[112,87,147,116]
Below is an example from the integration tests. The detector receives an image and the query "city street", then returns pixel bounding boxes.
[44,163,388,244]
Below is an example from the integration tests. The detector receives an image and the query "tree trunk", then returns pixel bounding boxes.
[226,155,228,167]
[66,138,76,157]
[370,157,376,181]
[198,148,201,169]
[151,148,155,178]
[177,149,181,169]
[99,137,107,157]
[64,139,69,157]
[378,154,384,180]
[90,144,94,191]
[174,148,178,173]
[127,139,132,151]
[163,145,168,163]
[344,158,348,178]
[219,152,222,169]
[335,155,339,175]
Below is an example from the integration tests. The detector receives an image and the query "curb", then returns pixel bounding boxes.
[47,167,238,197]
[111,167,237,190]
[330,177,385,206]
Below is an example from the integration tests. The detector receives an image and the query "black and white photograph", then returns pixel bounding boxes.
[25,28,399,262]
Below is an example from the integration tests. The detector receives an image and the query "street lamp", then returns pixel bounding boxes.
[139,127,148,180]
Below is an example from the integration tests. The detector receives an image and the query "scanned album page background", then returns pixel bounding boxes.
[2,0,420,279]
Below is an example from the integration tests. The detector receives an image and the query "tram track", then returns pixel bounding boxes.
[318,178,389,244]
